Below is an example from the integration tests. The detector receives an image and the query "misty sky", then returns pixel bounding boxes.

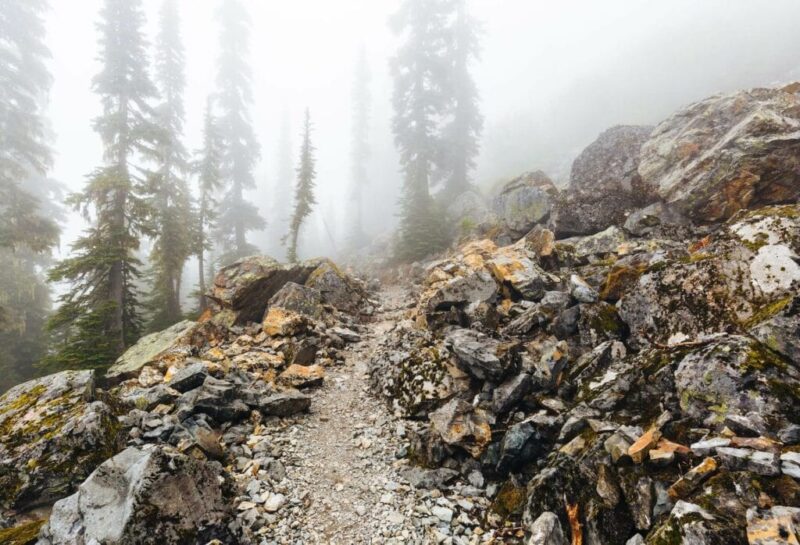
[45,0,800,260]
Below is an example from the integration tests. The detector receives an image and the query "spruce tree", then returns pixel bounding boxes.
[0,0,59,253]
[146,0,193,331]
[348,46,371,249]
[390,0,452,262]
[441,0,483,198]
[193,99,224,313]
[214,0,264,265]
[0,0,61,388]
[46,0,159,370]
[285,110,317,263]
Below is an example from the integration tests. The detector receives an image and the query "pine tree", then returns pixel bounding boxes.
[193,99,224,313]
[214,0,265,266]
[146,0,193,331]
[348,45,371,249]
[441,0,483,198]
[390,0,452,262]
[285,109,317,263]
[0,0,62,389]
[0,0,59,254]
[46,0,159,371]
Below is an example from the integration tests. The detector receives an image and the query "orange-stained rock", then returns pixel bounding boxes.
[628,427,662,464]
[263,307,309,337]
[668,457,718,500]
[278,364,325,389]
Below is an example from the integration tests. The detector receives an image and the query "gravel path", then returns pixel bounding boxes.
[247,286,500,544]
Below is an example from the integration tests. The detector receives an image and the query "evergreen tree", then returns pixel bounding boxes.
[146,0,193,331]
[390,0,452,262]
[285,109,317,263]
[441,0,483,198]
[0,0,59,253]
[214,0,264,265]
[0,0,61,389]
[46,0,159,371]
[193,99,224,313]
[348,45,371,249]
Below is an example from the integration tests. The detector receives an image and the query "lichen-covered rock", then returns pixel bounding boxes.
[550,125,655,237]
[446,327,518,382]
[750,296,800,365]
[555,226,628,265]
[674,334,800,430]
[267,282,324,318]
[486,242,558,300]
[263,307,310,337]
[619,206,800,348]
[0,371,120,511]
[492,171,558,236]
[746,506,800,545]
[304,259,368,315]
[527,511,568,545]
[429,398,492,458]
[106,320,199,380]
[639,86,800,223]
[645,501,747,545]
[369,324,467,418]
[38,445,236,545]
[207,255,322,324]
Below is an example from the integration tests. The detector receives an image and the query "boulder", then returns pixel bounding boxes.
[106,320,199,380]
[619,206,800,348]
[277,364,325,389]
[639,86,800,223]
[446,328,518,382]
[207,255,321,325]
[673,335,800,431]
[527,511,568,545]
[255,390,312,417]
[447,190,494,231]
[750,296,800,366]
[429,398,492,458]
[304,259,368,315]
[550,125,654,237]
[38,445,236,545]
[267,282,324,318]
[492,171,558,236]
[263,307,310,337]
[486,242,558,301]
[0,370,120,511]
[645,501,747,545]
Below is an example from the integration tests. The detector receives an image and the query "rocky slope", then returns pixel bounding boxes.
[1,83,800,545]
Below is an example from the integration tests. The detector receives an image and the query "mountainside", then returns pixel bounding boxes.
[2,84,800,545]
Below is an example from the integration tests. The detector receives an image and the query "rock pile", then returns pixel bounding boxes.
[368,85,800,544]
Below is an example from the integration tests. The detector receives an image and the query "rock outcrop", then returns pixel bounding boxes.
[38,445,236,545]
[492,171,558,237]
[0,370,120,511]
[640,86,800,222]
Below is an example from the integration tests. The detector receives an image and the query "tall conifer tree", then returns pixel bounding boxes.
[441,0,483,198]
[47,0,158,370]
[390,0,452,262]
[147,0,193,331]
[285,110,317,263]
[0,0,61,388]
[193,99,223,313]
[214,0,264,265]
[348,46,371,249]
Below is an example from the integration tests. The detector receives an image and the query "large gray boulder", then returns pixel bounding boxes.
[106,320,199,380]
[551,125,654,237]
[0,371,120,511]
[639,86,800,223]
[492,171,558,236]
[38,445,236,545]
[207,256,322,325]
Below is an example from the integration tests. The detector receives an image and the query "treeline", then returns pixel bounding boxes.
[0,0,482,387]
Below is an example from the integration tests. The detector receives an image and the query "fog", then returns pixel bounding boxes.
[44,0,800,263]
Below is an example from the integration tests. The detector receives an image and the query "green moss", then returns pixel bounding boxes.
[741,295,792,328]
[740,341,788,373]
[742,204,800,220]
[490,481,526,518]
[0,520,46,545]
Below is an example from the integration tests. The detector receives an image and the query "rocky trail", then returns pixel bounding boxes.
[256,286,499,544]
[3,82,800,545]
